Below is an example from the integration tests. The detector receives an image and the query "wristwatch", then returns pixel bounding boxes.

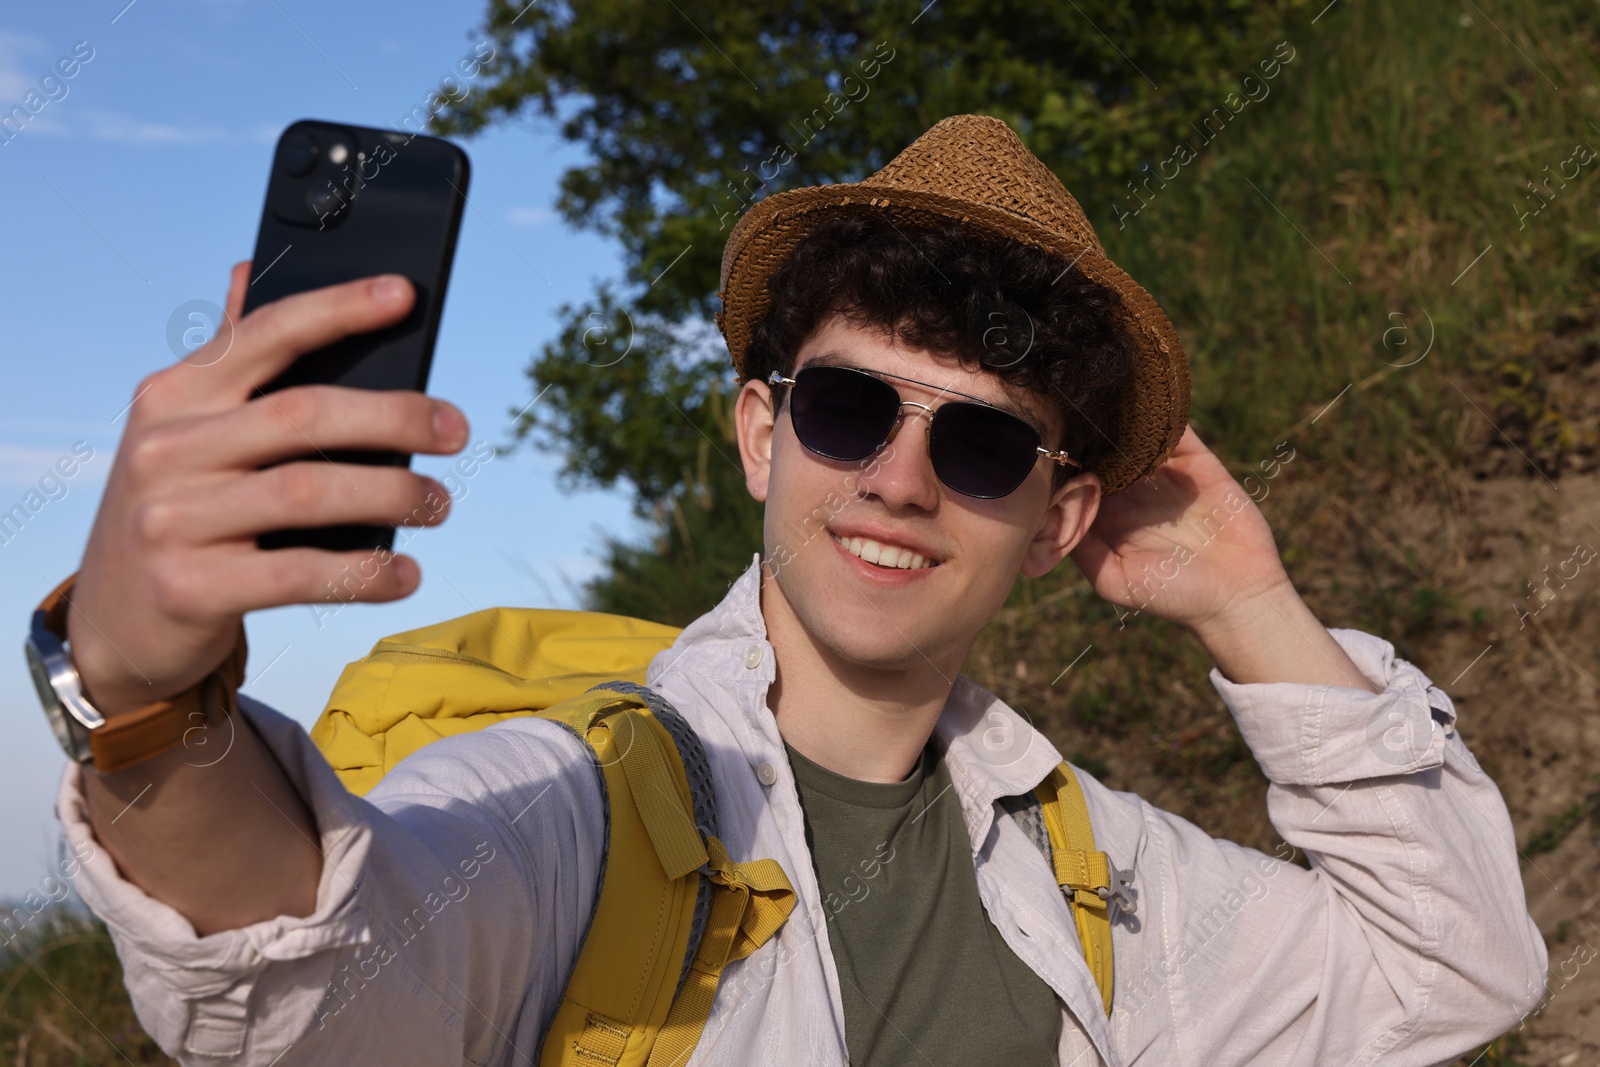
[24,573,248,774]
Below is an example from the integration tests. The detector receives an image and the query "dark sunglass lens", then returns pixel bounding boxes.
[789,367,900,461]
[930,403,1041,498]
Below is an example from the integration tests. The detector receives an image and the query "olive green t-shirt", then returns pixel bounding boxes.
[785,740,1061,1067]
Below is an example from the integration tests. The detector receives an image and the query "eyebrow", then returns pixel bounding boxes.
[799,350,1049,431]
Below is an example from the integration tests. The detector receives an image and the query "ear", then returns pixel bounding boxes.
[734,376,778,502]
[1021,471,1101,578]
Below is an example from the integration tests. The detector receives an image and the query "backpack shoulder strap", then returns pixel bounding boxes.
[1009,763,1131,1016]
[534,684,795,1067]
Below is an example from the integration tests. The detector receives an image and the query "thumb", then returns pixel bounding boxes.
[224,260,251,323]
[1068,530,1123,597]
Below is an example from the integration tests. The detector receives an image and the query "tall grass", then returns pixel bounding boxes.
[0,907,174,1065]
[1112,0,1600,467]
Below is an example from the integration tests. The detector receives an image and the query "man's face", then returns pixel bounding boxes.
[734,314,1101,675]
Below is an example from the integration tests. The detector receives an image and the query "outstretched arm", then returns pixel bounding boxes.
[65,261,462,934]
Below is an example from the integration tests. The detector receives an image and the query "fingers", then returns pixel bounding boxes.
[144,274,417,417]
[135,462,451,546]
[139,386,469,475]
[226,274,414,396]
[66,262,439,712]
[1067,529,1117,584]
[167,544,425,618]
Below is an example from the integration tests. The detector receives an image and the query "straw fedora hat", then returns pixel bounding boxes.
[715,113,1190,495]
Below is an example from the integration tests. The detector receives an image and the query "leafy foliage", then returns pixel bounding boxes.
[585,456,766,626]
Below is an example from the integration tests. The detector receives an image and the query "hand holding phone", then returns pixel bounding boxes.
[57,122,472,940]
[69,267,468,717]
[66,117,471,716]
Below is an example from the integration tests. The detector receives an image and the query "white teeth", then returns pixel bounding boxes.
[833,534,935,570]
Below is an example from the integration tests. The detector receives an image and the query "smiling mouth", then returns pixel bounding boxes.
[831,533,939,571]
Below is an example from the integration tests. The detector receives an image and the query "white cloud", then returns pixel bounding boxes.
[77,107,227,145]
[0,416,113,438]
[0,32,265,148]
[507,205,554,226]
[6,105,276,147]
[0,30,46,102]
[0,443,104,490]
[10,113,68,138]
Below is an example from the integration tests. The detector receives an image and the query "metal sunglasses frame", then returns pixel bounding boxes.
[765,364,1081,472]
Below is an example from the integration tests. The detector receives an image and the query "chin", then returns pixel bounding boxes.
[773,560,957,670]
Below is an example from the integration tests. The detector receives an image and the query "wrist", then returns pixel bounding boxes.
[1186,569,1299,651]
[1186,575,1378,691]
[29,573,249,773]
[75,660,187,720]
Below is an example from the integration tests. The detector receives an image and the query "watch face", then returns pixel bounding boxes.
[46,701,83,758]
[25,636,92,763]
[25,639,57,709]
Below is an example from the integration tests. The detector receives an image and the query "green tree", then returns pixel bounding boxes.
[429,0,1312,621]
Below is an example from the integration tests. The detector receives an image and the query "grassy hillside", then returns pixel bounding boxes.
[972,1,1600,1060]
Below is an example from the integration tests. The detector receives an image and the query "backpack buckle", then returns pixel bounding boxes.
[1095,860,1137,915]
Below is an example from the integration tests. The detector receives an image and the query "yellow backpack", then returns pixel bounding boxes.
[308,607,1123,1065]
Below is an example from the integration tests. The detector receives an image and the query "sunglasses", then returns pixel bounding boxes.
[766,364,1079,500]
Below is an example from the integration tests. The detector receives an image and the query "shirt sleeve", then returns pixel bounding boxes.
[1107,627,1547,1067]
[54,693,605,1066]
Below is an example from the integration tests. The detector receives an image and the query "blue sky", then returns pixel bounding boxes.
[0,0,646,897]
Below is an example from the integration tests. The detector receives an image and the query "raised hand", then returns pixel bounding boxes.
[1068,425,1290,631]
[1069,425,1375,690]
[67,263,468,716]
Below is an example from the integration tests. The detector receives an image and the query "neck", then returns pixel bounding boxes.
[760,577,970,783]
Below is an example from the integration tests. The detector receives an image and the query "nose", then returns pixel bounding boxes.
[859,404,941,511]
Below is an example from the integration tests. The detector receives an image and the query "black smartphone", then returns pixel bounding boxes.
[243,118,469,554]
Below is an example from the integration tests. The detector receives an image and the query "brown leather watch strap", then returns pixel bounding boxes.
[40,573,249,774]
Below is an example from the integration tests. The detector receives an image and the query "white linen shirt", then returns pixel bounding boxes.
[56,557,1547,1065]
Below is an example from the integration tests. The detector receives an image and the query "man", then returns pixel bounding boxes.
[36,115,1543,1064]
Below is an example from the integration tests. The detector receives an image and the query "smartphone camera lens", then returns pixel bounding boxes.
[306,185,344,222]
[279,131,318,176]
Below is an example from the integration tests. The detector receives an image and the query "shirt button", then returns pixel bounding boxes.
[756,761,778,786]
[743,645,764,669]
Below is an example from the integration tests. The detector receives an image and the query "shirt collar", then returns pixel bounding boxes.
[934,679,1064,853]
[646,553,779,743]
[673,552,769,650]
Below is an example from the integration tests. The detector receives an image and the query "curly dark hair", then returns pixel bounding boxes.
[743,210,1137,488]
